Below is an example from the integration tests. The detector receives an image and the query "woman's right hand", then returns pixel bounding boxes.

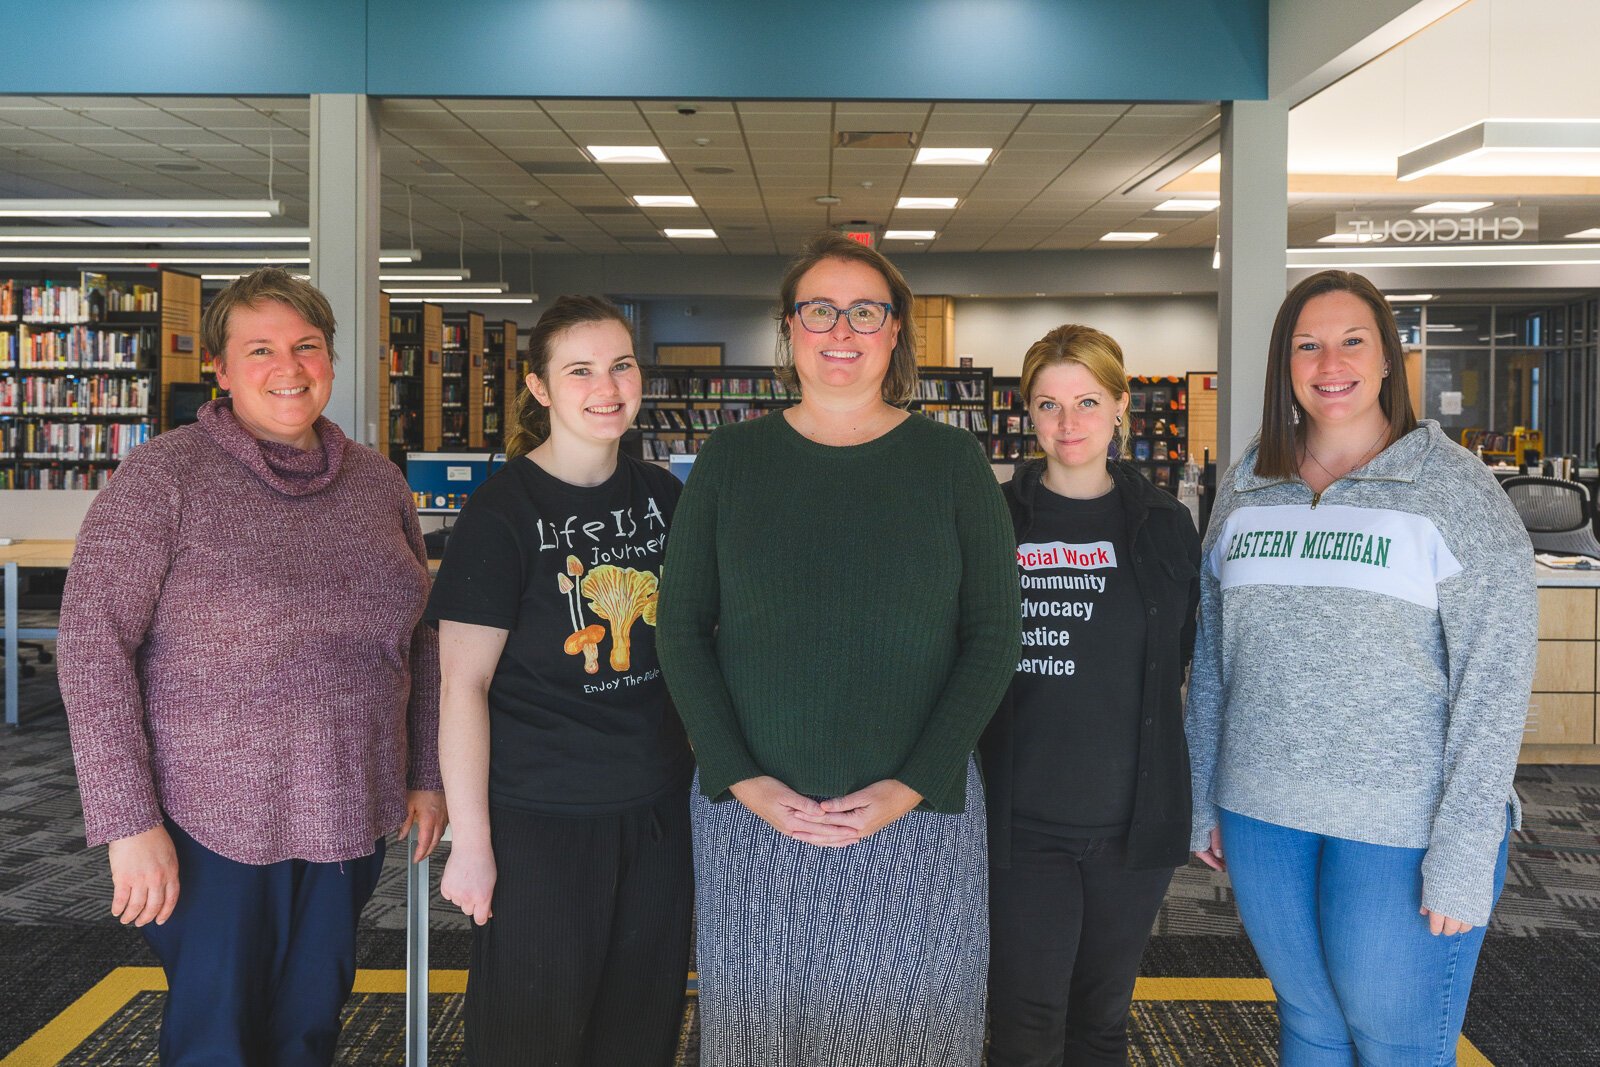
[440,841,497,925]
[1193,826,1226,871]
[107,824,180,927]
[730,776,861,847]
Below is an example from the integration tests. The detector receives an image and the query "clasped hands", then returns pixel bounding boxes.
[730,775,923,847]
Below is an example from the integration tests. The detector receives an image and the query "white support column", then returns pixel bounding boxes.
[1216,99,1289,472]
[310,94,382,446]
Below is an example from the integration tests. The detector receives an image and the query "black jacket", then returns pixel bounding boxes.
[979,459,1201,870]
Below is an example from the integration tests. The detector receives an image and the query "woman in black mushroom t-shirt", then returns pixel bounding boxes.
[426,295,692,1067]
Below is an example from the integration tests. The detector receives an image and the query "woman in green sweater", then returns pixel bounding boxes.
[657,232,1020,1066]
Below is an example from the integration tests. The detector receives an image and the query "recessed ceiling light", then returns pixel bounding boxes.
[896,197,958,210]
[586,145,669,164]
[912,147,992,166]
[1413,201,1494,214]
[1154,199,1220,212]
[664,228,717,239]
[1565,228,1600,238]
[815,195,842,205]
[1100,231,1160,242]
[883,230,937,241]
[633,195,697,208]
[1385,293,1436,301]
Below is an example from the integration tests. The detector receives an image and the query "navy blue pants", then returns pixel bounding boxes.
[140,820,386,1067]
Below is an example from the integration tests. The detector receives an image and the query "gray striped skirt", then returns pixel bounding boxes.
[691,759,989,1067]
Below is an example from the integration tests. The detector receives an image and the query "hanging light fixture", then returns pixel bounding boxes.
[1397,120,1600,181]
[0,199,284,219]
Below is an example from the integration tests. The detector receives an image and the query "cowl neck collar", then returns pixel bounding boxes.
[197,397,346,497]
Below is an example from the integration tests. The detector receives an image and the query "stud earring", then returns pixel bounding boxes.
[1383,363,1391,378]
[1115,414,1123,426]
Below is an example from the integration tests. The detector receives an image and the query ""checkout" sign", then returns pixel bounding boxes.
[1334,208,1538,244]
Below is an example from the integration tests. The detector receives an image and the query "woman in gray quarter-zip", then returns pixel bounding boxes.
[1185,270,1536,1067]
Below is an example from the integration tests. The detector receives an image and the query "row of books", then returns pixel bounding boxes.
[0,373,153,416]
[1128,416,1185,439]
[389,379,423,412]
[389,313,420,336]
[1132,440,1185,462]
[990,439,1043,461]
[441,381,468,406]
[0,325,152,369]
[644,377,798,401]
[390,345,422,377]
[991,413,1036,436]
[921,408,987,432]
[442,350,467,376]
[13,419,151,461]
[442,324,469,349]
[641,437,703,460]
[4,463,117,489]
[914,379,986,402]
[0,277,158,323]
[639,406,770,432]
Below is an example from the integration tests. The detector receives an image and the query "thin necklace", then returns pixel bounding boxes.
[1303,424,1388,484]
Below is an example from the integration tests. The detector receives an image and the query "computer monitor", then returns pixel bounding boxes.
[168,382,217,426]
[406,452,501,514]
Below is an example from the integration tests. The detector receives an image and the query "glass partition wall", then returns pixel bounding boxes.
[1393,297,1599,460]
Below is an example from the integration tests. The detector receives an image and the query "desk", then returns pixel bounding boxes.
[1524,563,1600,763]
[3,540,74,728]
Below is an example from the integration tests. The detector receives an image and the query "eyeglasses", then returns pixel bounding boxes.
[791,300,896,334]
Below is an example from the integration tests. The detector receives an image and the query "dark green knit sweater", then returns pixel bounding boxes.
[657,411,1021,813]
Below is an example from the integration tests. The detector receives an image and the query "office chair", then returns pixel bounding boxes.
[1502,476,1600,559]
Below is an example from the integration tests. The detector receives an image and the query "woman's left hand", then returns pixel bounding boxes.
[817,779,924,842]
[399,790,449,862]
[1420,905,1473,936]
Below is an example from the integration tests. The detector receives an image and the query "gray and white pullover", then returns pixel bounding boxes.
[1185,421,1536,926]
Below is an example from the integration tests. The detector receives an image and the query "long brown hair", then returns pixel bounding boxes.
[506,295,632,460]
[774,232,920,407]
[1256,270,1417,479]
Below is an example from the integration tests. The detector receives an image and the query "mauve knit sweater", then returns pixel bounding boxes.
[58,399,441,865]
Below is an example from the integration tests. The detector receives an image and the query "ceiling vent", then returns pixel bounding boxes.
[519,160,602,176]
[836,131,919,150]
[693,165,737,175]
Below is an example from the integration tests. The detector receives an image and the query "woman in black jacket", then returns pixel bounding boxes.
[981,324,1200,1066]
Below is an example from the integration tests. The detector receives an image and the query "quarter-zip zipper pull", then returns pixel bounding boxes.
[1311,490,1322,508]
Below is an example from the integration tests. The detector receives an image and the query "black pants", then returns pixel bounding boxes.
[142,819,384,1067]
[465,788,693,1067]
[987,826,1175,1067]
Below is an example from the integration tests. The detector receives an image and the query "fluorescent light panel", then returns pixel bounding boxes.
[912,147,992,166]
[1385,293,1436,301]
[883,230,937,241]
[0,247,419,265]
[382,284,509,295]
[1565,228,1600,239]
[1397,120,1600,180]
[896,197,958,210]
[390,295,537,305]
[379,269,471,281]
[663,228,717,239]
[0,226,309,244]
[0,199,282,219]
[632,195,697,207]
[1154,199,1220,212]
[587,145,668,164]
[1288,242,1600,268]
[1100,231,1160,242]
[1412,202,1494,214]
[203,273,311,282]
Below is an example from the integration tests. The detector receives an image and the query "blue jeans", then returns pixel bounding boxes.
[1219,808,1509,1067]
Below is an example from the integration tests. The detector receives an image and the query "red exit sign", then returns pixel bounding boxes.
[840,228,876,248]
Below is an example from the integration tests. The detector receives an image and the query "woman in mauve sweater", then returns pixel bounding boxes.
[656,232,1020,1067]
[58,268,446,1067]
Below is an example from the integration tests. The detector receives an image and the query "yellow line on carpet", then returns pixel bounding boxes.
[1,968,1494,1066]
[0,967,164,1067]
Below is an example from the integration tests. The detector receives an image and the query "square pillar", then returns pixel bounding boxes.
[310,94,382,446]
[1216,99,1288,472]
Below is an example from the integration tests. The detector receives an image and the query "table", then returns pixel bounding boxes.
[2,540,74,728]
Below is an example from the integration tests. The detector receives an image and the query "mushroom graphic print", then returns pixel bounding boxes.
[580,565,660,672]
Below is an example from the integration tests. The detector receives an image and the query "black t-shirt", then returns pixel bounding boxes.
[425,454,692,814]
[1011,484,1147,836]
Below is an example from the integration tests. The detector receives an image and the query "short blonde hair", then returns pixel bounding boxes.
[1020,324,1131,458]
[201,267,337,369]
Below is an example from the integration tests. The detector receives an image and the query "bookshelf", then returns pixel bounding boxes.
[421,303,443,451]
[441,311,484,449]
[988,375,1039,462]
[0,269,195,489]
[636,364,993,461]
[1126,374,1189,491]
[387,305,425,464]
[377,292,390,456]
[483,319,516,451]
